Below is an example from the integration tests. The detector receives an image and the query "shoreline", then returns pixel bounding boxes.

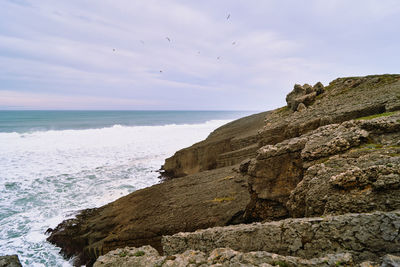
[46,74,400,266]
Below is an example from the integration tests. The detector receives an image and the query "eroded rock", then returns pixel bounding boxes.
[0,255,22,267]
[163,210,400,263]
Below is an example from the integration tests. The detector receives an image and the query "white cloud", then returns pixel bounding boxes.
[0,0,399,110]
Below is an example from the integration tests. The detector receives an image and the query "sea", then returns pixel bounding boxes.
[0,110,253,266]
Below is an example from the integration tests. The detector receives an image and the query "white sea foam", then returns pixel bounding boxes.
[0,119,230,266]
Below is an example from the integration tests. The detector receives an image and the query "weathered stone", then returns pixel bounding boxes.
[47,166,250,266]
[94,246,354,267]
[0,255,22,267]
[48,74,400,266]
[296,102,307,112]
[163,210,400,263]
[380,254,400,267]
[162,111,269,178]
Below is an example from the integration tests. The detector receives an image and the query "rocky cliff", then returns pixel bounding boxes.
[47,74,400,266]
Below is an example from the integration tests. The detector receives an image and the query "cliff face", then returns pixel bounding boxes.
[241,74,400,221]
[162,111,269,178]
[47,74,400,266]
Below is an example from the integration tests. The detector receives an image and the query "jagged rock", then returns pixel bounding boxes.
[287,114,400,218]
[47,166,250,266]
[94,246,354,267]
[0,255,22,267]
[47,74,400,265]
[380,254,400,267]
[246,112,400,221]
[286,82,325,111]
[163,210,400,264]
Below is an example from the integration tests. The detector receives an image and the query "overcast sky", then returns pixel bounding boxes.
[0,0,399,110]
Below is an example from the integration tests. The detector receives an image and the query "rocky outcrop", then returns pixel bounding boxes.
[286,82,325,112]
[0,255,22,267]
[163,210,400,264]
[47,74,400,266]
[94,246,354,267]
[241,75,400,222]
[244,112,400,221]
[161,111,269,178]
[47,166,249,266]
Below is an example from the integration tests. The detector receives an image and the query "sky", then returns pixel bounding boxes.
[0,0,399,110]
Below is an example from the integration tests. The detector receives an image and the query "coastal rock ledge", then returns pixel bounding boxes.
[46,74,400,266]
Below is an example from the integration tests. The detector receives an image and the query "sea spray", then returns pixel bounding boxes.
[0,118,237,266]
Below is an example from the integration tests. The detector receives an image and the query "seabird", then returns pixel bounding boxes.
[160,70,163,73]
[217,56,221,60]
[232,42,236,45]
[227,14,230,20]
[166,37,171,42]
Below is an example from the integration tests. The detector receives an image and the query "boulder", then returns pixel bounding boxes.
[285,82,325,111]
[0,255,22,267]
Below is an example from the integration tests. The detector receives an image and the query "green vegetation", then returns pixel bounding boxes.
[355,112,396,121]
[361,143,383,149]
[119,250,127,257]
[275,106,289,114]
[133,250,145,257]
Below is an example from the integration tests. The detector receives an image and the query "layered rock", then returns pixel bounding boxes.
[242,75,400,221]
[47,74,400,266]
[163,210,400,264]
[94,246,354,267]
[47,166,249,266]
[162,111,269,178]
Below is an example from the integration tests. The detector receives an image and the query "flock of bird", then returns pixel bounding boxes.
[112,14,233,74]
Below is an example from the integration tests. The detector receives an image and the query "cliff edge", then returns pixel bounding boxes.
[47,74,400,266]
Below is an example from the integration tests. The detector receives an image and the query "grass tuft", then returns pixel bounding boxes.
[133,250,145,257]
[355,112,396,121]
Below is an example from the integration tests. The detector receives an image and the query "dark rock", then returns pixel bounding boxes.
[47,166,250,266]
[0,255,22,267]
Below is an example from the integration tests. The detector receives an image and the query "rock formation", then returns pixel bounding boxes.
[46,74,400,266]
[0,255,22,267]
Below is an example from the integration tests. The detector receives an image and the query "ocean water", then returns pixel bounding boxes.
[0,110,252,266]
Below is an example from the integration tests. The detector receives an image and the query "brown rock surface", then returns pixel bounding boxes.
[161,111,270,178]
[47,74,400,266]
[242,75,400,221]
[47,166,249,266]
[163,210,400,264]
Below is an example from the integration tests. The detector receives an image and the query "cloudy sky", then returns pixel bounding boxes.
[0,0,399,110]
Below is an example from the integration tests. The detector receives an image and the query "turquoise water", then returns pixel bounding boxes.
[0,110,252,133]
[0,110,253,266]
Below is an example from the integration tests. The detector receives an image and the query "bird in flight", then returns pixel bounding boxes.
[166,37,171,42]
[217,56,221,60]
[232,42,236,45]
[113,48,116,51]
[160,70,163,73]
[226,14,230,20]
